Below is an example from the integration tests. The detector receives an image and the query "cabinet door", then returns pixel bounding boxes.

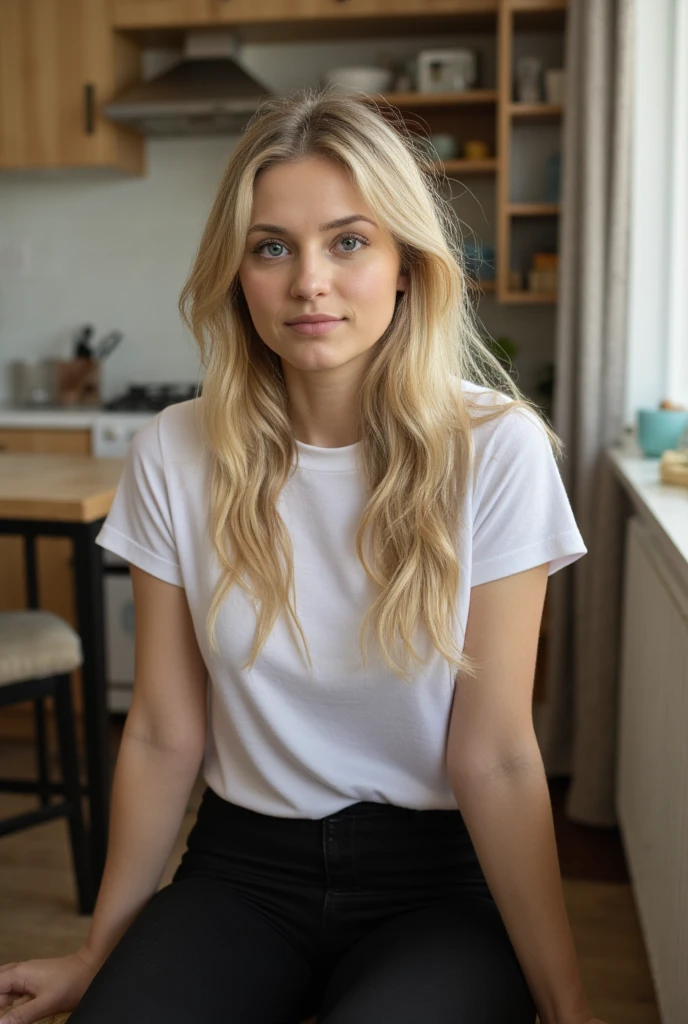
[0,0,143,172]
[0,429,91,744]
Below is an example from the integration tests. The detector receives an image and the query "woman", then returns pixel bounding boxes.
[0,90,608,1024]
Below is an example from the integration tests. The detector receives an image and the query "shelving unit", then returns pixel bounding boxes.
[364,2,567,304]
[497,0,567,303]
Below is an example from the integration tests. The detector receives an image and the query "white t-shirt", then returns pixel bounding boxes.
[95,380,587,818]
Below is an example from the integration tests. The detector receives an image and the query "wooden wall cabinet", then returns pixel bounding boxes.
[0,428,91,743]
[0,0,144,173]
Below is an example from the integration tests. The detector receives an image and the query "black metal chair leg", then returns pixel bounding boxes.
[54,674,95,915]
[34,697,51,806]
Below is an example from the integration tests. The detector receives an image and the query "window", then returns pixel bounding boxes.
[666,0,688,408]
[626,0,688,422]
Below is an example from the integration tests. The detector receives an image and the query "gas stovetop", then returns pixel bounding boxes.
[102,383,199,412]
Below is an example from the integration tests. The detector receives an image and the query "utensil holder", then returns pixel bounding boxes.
[56,359,101,407]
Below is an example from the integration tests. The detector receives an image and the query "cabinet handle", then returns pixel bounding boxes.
[84,84,95,135]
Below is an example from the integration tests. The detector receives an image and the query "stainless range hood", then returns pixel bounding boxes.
[104,31,272,137]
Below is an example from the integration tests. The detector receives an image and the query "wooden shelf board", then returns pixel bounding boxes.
[437,158,498,175]
[501,290,559,304]
[507,203,561,217]
[507,0,567,10]
[509,103,564,118]
[375,89,498,107]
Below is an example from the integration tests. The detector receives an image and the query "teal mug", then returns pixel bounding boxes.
[636,408,688,457]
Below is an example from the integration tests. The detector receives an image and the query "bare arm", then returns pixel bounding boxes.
[80,565,208,967]
[446,564,595,1024]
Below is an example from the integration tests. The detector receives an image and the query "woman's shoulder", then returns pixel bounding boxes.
[131,397,206,468]
[456,377,551,474]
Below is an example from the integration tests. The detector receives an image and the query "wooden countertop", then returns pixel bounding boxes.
[0,453,125,522]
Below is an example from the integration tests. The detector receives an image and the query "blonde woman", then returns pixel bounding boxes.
[0,90,609,1024]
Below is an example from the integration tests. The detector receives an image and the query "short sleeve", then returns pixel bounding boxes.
[95,415,184,587]
[470,407,587,587]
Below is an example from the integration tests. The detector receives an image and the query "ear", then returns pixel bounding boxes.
[396,270,409,293]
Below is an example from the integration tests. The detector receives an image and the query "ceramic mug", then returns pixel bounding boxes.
[636,408,688,457]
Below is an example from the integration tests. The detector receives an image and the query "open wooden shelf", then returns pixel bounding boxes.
[507,203,561,217]
[376,89,498,107]
[509,103,564,125]
[437,158,499,175]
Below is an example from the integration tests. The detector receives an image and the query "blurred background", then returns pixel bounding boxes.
[0,1,686,1021]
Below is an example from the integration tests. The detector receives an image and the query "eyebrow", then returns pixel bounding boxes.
[246,214,377,236]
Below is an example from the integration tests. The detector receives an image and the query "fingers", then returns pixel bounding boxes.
[0,995,51,1024]
[0,967,32,1020]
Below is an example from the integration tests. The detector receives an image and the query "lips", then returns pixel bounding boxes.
[285,314,343,324]
[286,318,345,336]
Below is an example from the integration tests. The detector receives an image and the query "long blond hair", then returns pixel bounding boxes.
[179,87,563,684]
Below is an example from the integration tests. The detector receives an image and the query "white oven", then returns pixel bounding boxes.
[93,412,154,714]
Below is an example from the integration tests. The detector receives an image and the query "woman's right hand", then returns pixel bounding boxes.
[0,947,101,1024]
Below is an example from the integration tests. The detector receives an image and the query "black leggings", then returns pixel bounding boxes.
[70,786,537,1023]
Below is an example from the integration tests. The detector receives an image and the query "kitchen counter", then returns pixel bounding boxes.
[607,429,688,589]
[0,403,102,428]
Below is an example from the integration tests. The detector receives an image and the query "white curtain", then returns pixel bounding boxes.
[533,0,635,826]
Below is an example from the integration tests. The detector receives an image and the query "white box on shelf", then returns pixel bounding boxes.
[416,49,477,94]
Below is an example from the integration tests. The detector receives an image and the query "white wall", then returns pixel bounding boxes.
[0,32,562,404]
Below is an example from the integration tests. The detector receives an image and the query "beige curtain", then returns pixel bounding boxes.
[533,0,635,826]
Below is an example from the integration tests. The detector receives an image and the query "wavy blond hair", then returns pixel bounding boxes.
[179,87,563,684]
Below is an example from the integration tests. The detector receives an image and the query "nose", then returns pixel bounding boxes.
[289,247,332,300]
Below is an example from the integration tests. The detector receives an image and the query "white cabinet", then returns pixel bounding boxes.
[616,514,688,1024]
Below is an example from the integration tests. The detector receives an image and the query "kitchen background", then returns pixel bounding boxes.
[0,32,564,405]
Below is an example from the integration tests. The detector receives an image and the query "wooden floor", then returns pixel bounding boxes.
[0,719,661,1023]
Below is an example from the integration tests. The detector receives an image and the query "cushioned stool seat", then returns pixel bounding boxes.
[0,609,92,914]
[0,610,82,685]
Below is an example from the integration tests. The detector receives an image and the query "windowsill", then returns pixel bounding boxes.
[607,430,688,592]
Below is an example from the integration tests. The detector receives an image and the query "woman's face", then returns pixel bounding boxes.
[238,156,407,377]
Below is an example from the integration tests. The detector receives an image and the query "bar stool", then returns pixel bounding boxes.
[0,610,94,915]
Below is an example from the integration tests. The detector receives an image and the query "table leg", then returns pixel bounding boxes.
[72,519,111,901]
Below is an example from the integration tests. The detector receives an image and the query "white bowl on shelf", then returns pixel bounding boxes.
[322,66,393,94]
